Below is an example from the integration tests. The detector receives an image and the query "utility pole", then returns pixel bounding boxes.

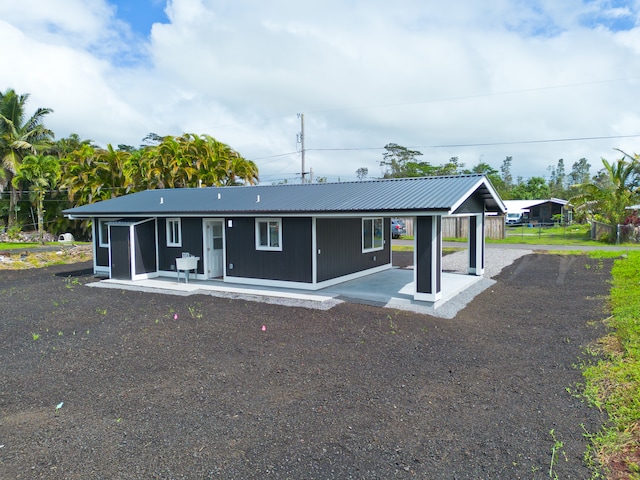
[297,113,306,183]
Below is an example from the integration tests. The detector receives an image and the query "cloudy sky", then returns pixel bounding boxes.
[1,0,640,184]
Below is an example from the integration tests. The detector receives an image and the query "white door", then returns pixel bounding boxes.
[205,220,224,278]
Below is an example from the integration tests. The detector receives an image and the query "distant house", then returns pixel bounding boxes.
[64,175,505,304]
[503,198,570,224]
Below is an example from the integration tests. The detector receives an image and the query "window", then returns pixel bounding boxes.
[256,218,282,251]
[98,219,109,247]
[166,218,182,247]
[362,218,384,252]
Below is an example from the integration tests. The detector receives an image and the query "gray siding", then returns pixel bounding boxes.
[157,217,204,273]
[225,217,312,283]
[95,241,109,267]
[316,218,391,283]
[452,191,485,214]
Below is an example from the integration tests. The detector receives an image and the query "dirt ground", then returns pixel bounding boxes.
[0,252,612,479]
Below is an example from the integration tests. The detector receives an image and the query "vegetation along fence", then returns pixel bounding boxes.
[591,221,614,242]
[617,224,640,244]
[590,221,640,244]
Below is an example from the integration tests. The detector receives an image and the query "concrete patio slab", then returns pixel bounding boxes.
[88,267,491,319]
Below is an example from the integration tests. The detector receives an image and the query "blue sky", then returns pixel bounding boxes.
[1,0,640,184]
[109,0,168,37]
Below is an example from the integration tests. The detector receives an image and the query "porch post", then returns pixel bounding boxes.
[468,213,484,276]
[414,215,442,302]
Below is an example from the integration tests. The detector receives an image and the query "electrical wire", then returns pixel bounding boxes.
[306,133,640,152]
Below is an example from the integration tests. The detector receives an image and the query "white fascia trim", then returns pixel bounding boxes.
[449,177,506,214]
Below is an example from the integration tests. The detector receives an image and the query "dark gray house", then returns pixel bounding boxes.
[64,175,505,304]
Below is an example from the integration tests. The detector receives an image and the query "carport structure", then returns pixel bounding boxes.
[64,174,505,305]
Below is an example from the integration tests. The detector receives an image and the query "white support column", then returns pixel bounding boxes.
[468,213,484,276]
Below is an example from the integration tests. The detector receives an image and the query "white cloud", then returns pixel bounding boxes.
[1,0,640,183]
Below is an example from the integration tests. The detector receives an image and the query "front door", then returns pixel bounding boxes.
[204,220,224,278]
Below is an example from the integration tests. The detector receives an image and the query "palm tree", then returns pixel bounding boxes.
[144,135,184,189]
[93,144,133,198]
[0,89,54,227]
[54,133,94,158]
[61,144,133,205]
[12,154,60,244]
[194,134,232,187]
[226,155,259,186]
[143,133,258,189]
[570,151,640,228]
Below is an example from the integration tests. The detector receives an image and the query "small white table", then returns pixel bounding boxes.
[175,256,200,283]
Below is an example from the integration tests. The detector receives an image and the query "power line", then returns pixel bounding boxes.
[306,133,640,152]
[247,151,298,162]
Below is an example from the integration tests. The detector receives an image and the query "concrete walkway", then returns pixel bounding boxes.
[88,248,534,319]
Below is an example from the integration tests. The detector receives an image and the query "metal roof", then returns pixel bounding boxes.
[503,198,569,213]
[64,175,506,218]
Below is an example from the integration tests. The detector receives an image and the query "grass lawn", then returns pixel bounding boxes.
[497,224,602,246]
[399,223,640,248]
[582,251,640,478]
[0,241,91,250]
[0,242,44,250]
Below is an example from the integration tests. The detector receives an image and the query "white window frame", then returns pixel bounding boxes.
[166,218,182,247]
[98,219,109,247]
[255,218,282,251]
[362,217,384,253]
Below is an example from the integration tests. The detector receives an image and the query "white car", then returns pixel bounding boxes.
[505,213,522,224]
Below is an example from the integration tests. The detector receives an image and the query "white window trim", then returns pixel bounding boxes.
[362,217,384,253]
[255,218,282,251]
[98,219,109,248]
[166,218,182,247]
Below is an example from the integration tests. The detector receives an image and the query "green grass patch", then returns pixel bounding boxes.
[0,241,91,251]
[493,224,601,246]
[0,242,42,250]
[586,250,629,259]
[391,244,414,252]
[582,251,640,478]
[538,250,628,258]
[401,224,640,248]
[392,245,464,255]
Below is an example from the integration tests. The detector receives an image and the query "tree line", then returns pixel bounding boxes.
[0,88,259,242]
[373,143,640,230]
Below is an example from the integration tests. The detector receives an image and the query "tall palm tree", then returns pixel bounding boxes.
[93,144,133,198]
[60,144,98,206]
[195,134,232,187]
[225,155,259,186]
[12,154,60,244]
[145,135,184,189]
[61,144,133,205]
[54,133,94,158]
[0,89,54,227]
